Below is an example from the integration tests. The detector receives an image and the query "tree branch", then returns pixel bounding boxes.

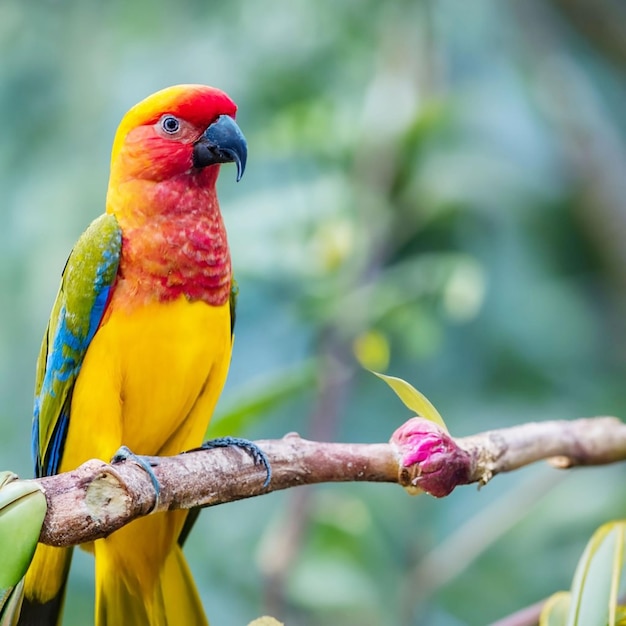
[27,416,626,548]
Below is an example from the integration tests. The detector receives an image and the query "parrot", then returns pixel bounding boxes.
[19,84,249,626]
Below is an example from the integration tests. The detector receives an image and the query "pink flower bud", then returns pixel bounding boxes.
[391,418,471,497]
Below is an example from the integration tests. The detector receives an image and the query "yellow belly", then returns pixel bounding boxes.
[67,295,231,622]
[27,296,232,614]
[60,295,232,471]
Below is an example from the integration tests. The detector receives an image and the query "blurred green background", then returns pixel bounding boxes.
[2,1,626,624]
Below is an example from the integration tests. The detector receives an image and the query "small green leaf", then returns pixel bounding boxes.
[540,592,570,626]
[370,371,447,430]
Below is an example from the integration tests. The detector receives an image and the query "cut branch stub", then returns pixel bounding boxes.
[36,459,153,546]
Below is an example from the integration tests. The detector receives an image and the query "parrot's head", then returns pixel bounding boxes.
[108,84,247,189]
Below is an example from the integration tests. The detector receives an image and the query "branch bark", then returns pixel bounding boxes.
[27,416,626,548]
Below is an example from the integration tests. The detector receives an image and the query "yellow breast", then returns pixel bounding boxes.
[59,296,232,472]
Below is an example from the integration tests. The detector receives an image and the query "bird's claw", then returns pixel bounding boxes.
[112,445,161,509]
[191,436,272,488]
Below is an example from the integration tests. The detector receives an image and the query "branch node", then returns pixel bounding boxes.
[282,432,303,441]
[548,455,574,469]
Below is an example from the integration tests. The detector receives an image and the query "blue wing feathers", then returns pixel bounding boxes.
[88,285,112,339]
[31,415,40,475]
[44,410,70,476]
[32,215,122,477]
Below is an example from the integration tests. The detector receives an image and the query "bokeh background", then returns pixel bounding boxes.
[2,1,626,624]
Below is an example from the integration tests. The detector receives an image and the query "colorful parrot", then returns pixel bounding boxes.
[19,84,248,626]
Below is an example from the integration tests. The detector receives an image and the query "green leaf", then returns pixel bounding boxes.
[370,371,447,430]
[566,521,626,626]
[616,606,626,626]
[0,580,24,626]
[0,472,47,626]
[540,592,571,626]
[0,472,47,590]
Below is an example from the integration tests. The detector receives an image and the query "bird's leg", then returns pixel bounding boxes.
[187,437,272,488]
[111,445,161,508]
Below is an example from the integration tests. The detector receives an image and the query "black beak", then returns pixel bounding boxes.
[192,115,247,181]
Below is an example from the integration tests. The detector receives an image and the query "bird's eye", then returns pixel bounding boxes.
[160,115,180,134]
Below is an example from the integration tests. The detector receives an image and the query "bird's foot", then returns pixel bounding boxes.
[190,436,272,488]
[111,445,161,508]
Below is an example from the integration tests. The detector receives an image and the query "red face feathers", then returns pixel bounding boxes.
[109,84,246,185]
[105,84,246,306]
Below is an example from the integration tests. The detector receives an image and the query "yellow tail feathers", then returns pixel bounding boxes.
[21,544,73,625]
[95,544,207,626]
[163,545,208,626]
[94,512,207,626]
[24,545,71,605]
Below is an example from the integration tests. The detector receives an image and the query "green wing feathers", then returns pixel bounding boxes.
[32,214,122,477]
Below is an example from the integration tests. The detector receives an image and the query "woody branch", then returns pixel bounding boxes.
[26,415,626,548]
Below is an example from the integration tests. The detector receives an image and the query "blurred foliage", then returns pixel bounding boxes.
[1,0,626,624]
[541,521,626,626]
